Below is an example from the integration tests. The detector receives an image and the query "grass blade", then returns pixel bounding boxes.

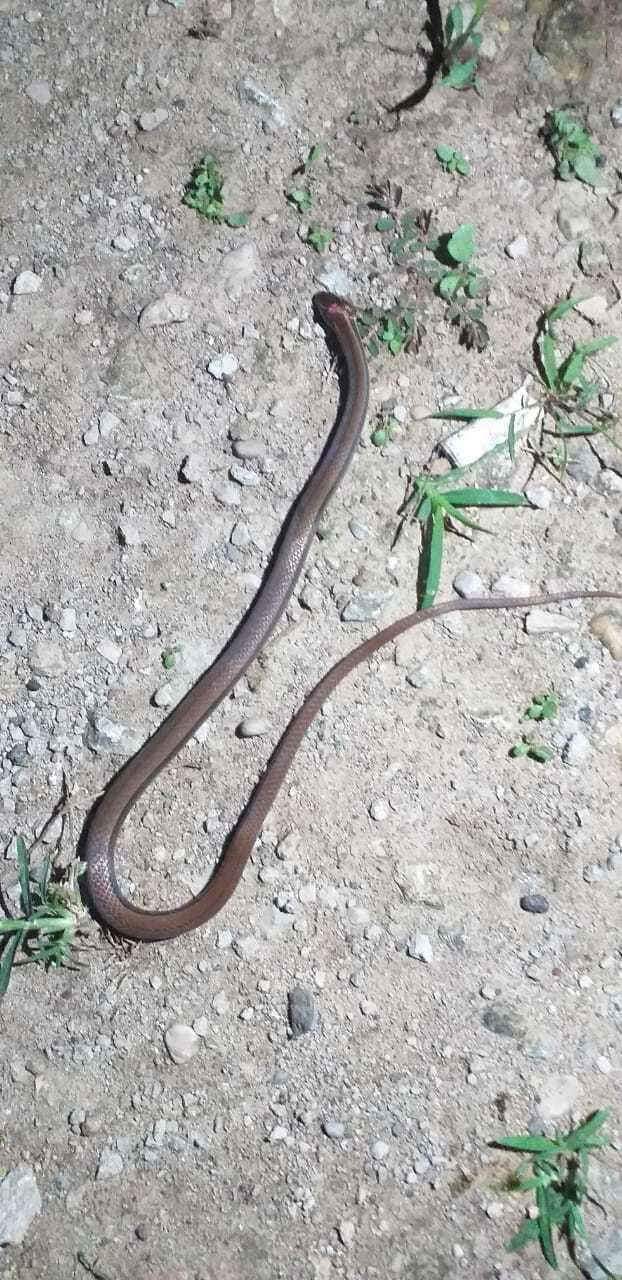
[536,1184,558,1269]
[540,333,559,390]
[442,487,526,507]
[418,503,444,609]
[429,407,502,420]
[14,835,32,916]
[0,931,21,996]
[493,1135,561,1155]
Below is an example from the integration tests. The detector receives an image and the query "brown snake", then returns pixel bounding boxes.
[85,291,621,941]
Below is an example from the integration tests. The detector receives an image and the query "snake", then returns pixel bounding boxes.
[85,290,621,941]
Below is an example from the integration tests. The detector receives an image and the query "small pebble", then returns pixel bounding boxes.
[138,107,169,132]
[407,932,433,964]
[525,610,579,635]
[237,717,270,738]
[453,569,485,599]
[596,1056,612,1074]
[583,863,604,884]
[153,684,174,708]
[95,1149,124,1180]
[288,986,316,1037]
[525,484,552,509]
[611,100,622,128]
[139,292,191,329]
[492,575,531,597]
[520,893,549,914]
[371,1140,390,1161]
[369,798,388,822]
[338,1220,355,1249]
[96,638,122,665]
[536,1073,581,1121]
[323,1119,345,1139]
[208,353,238,381]
[505,234,528,259]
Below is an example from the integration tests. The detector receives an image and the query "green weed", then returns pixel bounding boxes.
[543,110,605,188]
[305,225,333,254]
[534,296,618,476]
[439,0,488,91]
[435,144,471,176]
[182,154,249,226]
[357,301,425,359]
[286,143,325,215]
[399,458,525,608]
[0,835,85,996]
[492,1111,620,1275]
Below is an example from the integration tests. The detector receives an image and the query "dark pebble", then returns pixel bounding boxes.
[482,1003,527,1040]
[287,986,316,1038]
[520,893,549,915]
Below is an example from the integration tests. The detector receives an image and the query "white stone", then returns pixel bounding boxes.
[536,1073,581,1121]
[525,610,579,635]
[139,292,191,328]
[138,107,169,131]
[208,352,238,381]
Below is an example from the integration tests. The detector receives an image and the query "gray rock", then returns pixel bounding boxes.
[453,569,485,599]
[288,986,316,1037]
[232,439,264,461]
[237,717,270,738]
[525,610,579,635]
[138,107,169,131]
[12,270,42,295]
[212,479,241,507]
[369,798,388,822]
[323,1119,345,1139]
[96,1148,124,1180]
[8,626,27,648]
[585,1230,622,1279]
[583,862,604,884]
[117,520,141,547]
[0,1165,42,1244]
[29,639,65,677]
[535,1073,581,1121]
[566,441,601,484]
[25,80,51,105]
[238,76,286,127]
[99,410,120,438]
[611,101,622,129]
[482,1003,526,1040]
[314,264,356,299]
[492,574,532,597]
[164,1023,200,1064]
[557,207,590,241]
[563,731,590,767]
[524,484,552,509]
[407,932,433,963]
[579,240,610,277]
[520,893,549,914]
[180,452,210,485]
[219,243,259,297]
[85,713,135,754]
[208,352,238,381]
[139,292,191,328]
[341,591,391,622]
[230,462,259,487]
[505,234,528,259]
[96,638,122,664]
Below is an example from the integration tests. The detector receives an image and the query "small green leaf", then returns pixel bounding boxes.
[439,272,462,298]
[14,834,32,917]
[0,931,21,996]
[445,3,463,42]
[225,211,249,227]
[287,189,313,213]
[440,58,478,89]
[507,1217,543,1252]
[447,223,475,263]
[546,297,580,326]
[493,1134,562,1155]
[442,487,526,508]
[540,333,559,390]
[436,144,455,163]
[528,744,555,764]
[376,215,395,232]
[419,504,445,609]
[456,157,471,175]
[572,153,602,187]
[536,1184,558,1268]
[575,335,617,357]
[559,348,586,387]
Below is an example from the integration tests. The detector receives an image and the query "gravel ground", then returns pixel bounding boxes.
[1,1,622,1277]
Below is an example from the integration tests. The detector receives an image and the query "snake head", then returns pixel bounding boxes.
[313,291,356,324]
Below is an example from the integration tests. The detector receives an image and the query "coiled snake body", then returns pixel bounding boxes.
[85,292,620,941]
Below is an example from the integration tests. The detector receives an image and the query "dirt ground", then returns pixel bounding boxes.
[1,0,622,1277]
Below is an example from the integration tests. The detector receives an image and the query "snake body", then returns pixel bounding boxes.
[85,292,621,941]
